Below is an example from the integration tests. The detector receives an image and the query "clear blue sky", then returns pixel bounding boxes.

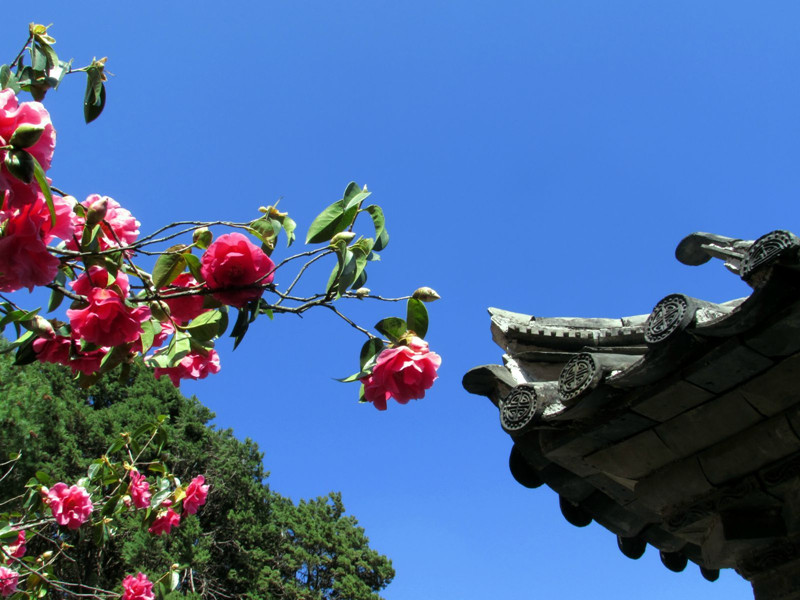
[5,2,798,598]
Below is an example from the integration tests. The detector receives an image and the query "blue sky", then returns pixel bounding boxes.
[5,2,798,597]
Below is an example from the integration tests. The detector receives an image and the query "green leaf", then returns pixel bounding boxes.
[170,570,180,591]
[183,252,204,282]
[152,251,187,289]
[4,149,35,184]
[406,298,429,339]
[373,227,390,252]
[230,308,250,350]
[342,181,371,211]
[375,317,407,342]
[13,335,37,366]
[139,319,160,355]
[83,71,106,124]
[30,44,47,72]
[47,271,66,312]
[168,333,192,366]
[306,200,346,244]
[337,249,357,296]
[184,310,223,341]
[360,338,385,370]
[35,471,54,486]
[30,154,55,226]
[365,205,386,242]
[283,216,297,246]
[349,238,373,290]
[0,65,20,92]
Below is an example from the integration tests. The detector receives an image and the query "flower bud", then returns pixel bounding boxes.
[85,196,109,226]
[269,206,288,218]
[149,302,171,322]
[9,123,46,149]
[355,287,371,299]
[24,315,55,338]
[412,287,441,302]
[193,227,213,249]
[330,231,356,245]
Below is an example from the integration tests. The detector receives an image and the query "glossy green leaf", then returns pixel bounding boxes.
[306,200,346,244]
[30,154,56,226]
[184,310,223,341]
[83,69,106,124]
[373,227,390,252]
[152,252,187,289]
[139,319,160,355]
[375,317,406,342]
[230,308,250,350]
[0,65,20,92]
[47,271,66,312]
[406,297,429,339]
[183,252,204,282]
[283,216,297,246]
[342,181,371,211]
[360,338,385,370]
[5,149,35,184]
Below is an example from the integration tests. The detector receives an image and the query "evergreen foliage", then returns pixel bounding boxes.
[0,352,394,599]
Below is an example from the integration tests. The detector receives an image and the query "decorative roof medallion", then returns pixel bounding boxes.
[558,353,597,403]
[645,294,689,344]
[741,230,800,282]
[499,384,539,433]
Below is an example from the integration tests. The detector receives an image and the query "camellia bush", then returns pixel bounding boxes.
[0,24,441,599]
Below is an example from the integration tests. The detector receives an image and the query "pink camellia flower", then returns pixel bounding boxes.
[67,268,150,347]
[148,508,180,536]
[0,566,18,598]
[121,572,155,600]
[153,349,221,387]
[161,273,208,324]
[67,195,140,252]
[0,193,76,292]
[0,88,56,171]
[128,470,151,510]
[182,475,209,515]
[33,335,108,375]
[47,483,93,530]
[200,233,274,308]
[2,530,25,560]
[360,336,442,411]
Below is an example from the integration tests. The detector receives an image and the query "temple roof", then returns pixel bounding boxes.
[463,230,800,590]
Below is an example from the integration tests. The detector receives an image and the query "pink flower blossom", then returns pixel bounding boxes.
[0,88,56,171]
[121,572,155,600]
[47,483,93,530]
[148,508,180,536]
[2,530,25,560]
[200,233,274,308]
[183,475,209,515]
[128,470,151,510]
[161,273,207,324]
[0,566,18,598]
[68,195,140,252]
[360,337,442,410]
[33,335,108,375]
[153,349,221,387]
[67,268,150,347]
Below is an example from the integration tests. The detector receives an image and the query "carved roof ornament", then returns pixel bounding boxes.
[464,230,800,600]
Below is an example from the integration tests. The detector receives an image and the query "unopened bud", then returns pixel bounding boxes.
[269,206,288,218]
[85,196,109,226]
[9,123,46,149]
[39,551,53,561]
[355,287,371,298]
[24,315,55,338]
[330,231,356,245]
[149,302,171,322]
[192,227,213,249]
[412,287,441,302]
